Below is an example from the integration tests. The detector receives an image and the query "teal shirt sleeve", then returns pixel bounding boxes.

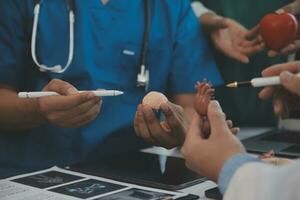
[218,154,261,194]
[168,0,222,94]
[0,0,32,89]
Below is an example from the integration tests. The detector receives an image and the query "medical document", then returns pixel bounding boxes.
[0,167,188,200]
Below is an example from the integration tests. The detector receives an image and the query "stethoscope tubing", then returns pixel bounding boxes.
[31,0,75,73]
[31,0,151,90]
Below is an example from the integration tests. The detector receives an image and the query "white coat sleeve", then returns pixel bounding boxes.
[224,160,300,200]
[191,1,214,18]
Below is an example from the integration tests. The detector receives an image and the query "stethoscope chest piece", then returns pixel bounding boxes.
[137,65,150,91]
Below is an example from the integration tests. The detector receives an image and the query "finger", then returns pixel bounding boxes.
[136,105,156,144]
[281,40,300,55]
[267,50,279,57]
[68,96,101,115]
[160,121,171,133]
[238,44,264,56]
[39,92,96,112]
[259,86,275,100]
[269,43,299,57]
[134,111,141,137]
[67,102,102,127]
[239,36,262,48]
[225,50,250,64]
[160,102,185,139]
[142,105,164,134]
[226,120,233,129]
[239,35,265,50]
[49,98,101,123]
[273,97,285,117]
[43,79,78,95]
[231,127,240,135]
[143,105,175,146]
[262,62,300,77]
[276,1,300,15]
[245,25,260,40]
[280,71,300,96]
[207,101,230,136]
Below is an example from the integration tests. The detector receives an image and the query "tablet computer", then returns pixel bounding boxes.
[69,151,206,191]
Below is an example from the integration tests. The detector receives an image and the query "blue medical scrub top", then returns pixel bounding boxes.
[0,0,222,177]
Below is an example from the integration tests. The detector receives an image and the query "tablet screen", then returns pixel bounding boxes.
[70,151,205,190]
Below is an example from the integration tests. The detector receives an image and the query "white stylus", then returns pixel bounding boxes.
[226,73,300,88]
[18,90,124,98]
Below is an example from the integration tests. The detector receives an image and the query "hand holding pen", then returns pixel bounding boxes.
[226,72,300,89]
[32,79,103,128]
[260,62,300,119]
[226,62,300,119]
[258,62,300,99]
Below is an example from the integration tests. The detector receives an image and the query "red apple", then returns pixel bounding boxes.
[259,13,298,51]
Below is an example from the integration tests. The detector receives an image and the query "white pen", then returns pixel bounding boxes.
[18,90,124,98]
[226,73,300,88]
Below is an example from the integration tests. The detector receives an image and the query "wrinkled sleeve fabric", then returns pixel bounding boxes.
[218,153,260,194]
[224,159,300,200]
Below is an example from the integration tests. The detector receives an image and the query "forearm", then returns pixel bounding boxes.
[0,88,46,131]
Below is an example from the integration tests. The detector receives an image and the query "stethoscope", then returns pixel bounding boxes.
[31,0,151,90]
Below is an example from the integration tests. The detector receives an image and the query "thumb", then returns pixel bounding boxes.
[245,25,260,40]
[207,101,230,135]
[44,79,78,95]
[280,71,300,96]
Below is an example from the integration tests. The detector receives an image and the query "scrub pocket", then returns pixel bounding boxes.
[118,43,145,105]
[119,43,141,73]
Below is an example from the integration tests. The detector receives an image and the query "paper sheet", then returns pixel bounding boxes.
[0,166,187,200]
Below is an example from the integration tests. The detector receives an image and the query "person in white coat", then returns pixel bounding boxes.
[182,61,300,199]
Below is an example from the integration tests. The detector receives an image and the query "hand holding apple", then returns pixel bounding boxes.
[264,0,300,56]
[259,13,298,51]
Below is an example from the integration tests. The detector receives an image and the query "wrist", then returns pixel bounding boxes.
[200,12,226,34]
[200,12,218,24]
[16,98,47,127]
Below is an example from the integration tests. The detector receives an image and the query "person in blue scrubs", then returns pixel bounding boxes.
[0,0,222,177]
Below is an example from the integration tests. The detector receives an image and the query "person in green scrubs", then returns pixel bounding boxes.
[192,0,291,126]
